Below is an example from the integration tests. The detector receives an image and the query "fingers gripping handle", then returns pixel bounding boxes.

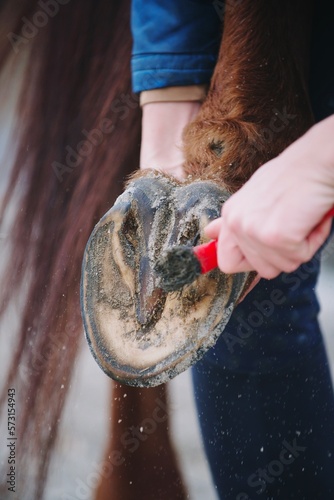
[194,206,334,276]
[193,240,218,274]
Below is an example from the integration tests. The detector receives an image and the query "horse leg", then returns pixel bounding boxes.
[95,382,187,500]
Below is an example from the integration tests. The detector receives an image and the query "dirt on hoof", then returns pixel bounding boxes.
[81,171,251,387]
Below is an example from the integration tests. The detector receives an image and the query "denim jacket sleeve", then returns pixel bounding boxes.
[131,0,222,92]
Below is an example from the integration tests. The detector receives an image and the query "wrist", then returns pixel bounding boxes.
[140,101,201,179]
[280,114,334,190]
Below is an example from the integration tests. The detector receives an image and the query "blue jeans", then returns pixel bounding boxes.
[192,252,334,499]
[192,340,334,499]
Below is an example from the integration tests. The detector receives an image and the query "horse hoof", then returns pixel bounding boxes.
[80,172,252,387]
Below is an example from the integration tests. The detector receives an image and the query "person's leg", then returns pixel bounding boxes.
[191,0,334,497]
[191,211,334,500]
[192,339,334,500]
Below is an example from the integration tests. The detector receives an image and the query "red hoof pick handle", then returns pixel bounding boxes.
[154,206,334,292]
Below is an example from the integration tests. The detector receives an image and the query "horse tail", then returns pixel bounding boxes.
[0,1,141,497]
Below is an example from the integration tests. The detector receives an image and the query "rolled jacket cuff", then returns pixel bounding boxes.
[131,53,217,93]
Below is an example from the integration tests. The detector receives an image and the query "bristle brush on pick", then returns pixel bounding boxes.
[154,240,218,292]
[155,206,334,292]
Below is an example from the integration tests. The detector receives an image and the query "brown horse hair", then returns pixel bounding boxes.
[183,0,314,192]
[0,1,144,497]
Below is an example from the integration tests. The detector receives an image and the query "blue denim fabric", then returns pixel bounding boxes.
[131,0,222,91]
[206,255,323,374]
[192,340,334,499]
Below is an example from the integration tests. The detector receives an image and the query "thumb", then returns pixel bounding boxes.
[204,217,222,240]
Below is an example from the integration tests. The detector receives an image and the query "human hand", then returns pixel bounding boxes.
[140,101,201,180]
[205,115,334,279]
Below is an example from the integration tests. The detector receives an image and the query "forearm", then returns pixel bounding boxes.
[131,1,221,179]
[131,0,221,93]
[281,113,334,189]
